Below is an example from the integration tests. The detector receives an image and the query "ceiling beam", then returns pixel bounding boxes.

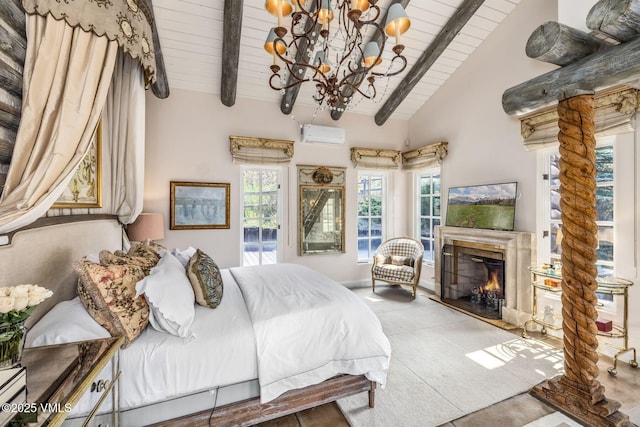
[221,0,244,107]
[502,35,640,116]
[280,2,320,115]
[375,0,486,126]
[330,0,410,121]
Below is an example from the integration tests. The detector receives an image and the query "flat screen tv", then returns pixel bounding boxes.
[445,182,517,231]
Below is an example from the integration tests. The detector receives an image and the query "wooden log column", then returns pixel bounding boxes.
[530,94,632,427]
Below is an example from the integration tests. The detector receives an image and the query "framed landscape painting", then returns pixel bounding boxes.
[170,181,230,229]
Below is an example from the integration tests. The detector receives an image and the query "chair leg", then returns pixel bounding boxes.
[371,278,376,293]
[412,284,417,299]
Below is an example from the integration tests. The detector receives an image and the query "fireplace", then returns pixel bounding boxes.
[434,226,536,326]
[441,243,506,320]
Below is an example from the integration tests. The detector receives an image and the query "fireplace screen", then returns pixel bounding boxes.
[441,243,505,320]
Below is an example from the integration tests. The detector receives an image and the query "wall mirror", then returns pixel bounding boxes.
[298,165,346,255]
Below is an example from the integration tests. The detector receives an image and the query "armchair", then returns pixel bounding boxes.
[371,237,424,298]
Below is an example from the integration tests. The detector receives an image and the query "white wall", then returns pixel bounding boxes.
[144,92,408,283]
[408,0,558,234]
[408,0,640,359]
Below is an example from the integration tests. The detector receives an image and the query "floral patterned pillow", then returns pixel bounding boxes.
[187,249,224,309]
[74,259,149,347]
[99,243,160,275]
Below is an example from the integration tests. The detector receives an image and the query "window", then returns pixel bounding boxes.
[416,170,441,263]
[543,145,614,277]
[241,168,280,266]
[357,173,384,261]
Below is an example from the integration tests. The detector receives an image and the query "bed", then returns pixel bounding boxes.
[1,215,391,426]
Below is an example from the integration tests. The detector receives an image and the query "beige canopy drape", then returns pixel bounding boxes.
[0,14,118,233]
[0,0,157,233]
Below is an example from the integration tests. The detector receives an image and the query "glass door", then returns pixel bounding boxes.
[242,168,280,266]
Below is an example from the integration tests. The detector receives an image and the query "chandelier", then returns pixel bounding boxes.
[263,0,411,111]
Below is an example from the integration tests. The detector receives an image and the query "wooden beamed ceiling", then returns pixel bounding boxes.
[220,1,506,124]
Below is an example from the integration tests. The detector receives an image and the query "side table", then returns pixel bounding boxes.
[13,336,123,427]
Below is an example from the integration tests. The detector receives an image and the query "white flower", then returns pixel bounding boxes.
[0,284,52,313]
[10,285,29,298]
[27,288,53,307]
[0,296,14,313]
[12,296,28,311]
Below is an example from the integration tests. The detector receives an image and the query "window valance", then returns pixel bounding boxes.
[520,87,638,151]
[401,141,448,170]
[22,0,157,83]
[350,147,402,169]
[229,136,294,164]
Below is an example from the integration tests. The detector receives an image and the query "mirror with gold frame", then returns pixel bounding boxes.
[298,165,345,255]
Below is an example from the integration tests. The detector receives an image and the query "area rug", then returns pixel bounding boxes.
[337,288,565,427]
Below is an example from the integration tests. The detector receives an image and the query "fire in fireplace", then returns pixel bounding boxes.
[440,243,506,320]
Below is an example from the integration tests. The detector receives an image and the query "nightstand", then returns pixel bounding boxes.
[15,336,123,427]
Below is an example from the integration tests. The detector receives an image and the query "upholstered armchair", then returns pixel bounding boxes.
[371,237,424,298]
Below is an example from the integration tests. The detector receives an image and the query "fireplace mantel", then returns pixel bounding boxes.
[434,226,536,326]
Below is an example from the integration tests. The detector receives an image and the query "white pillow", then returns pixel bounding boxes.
[135,252,196,340]
[25,297,110,348]
[171,246,197,269]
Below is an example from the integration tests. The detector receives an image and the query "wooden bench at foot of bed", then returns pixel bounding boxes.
[148,375,376,427]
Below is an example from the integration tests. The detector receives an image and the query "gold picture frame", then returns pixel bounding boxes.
[52,121,102,208]
[170,181,231,230]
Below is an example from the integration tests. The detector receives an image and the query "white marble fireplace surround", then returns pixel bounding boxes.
[434,226,536,327]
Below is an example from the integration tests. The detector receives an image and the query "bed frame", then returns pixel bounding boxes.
[0,215,376,426]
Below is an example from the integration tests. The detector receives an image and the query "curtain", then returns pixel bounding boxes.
[0,14,117,233]
[95,51,145,224]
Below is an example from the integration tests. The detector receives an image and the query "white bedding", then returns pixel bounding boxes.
[26,263,391,418]
[26,269,257,414]
[230,263,391,403]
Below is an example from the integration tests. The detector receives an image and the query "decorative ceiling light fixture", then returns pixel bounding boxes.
[264,0,411,112]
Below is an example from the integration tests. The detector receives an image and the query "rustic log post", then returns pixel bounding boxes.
[525,21,606,66]
[587,0,640,42]
[530,93,632,427]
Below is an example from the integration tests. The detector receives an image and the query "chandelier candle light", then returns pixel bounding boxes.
[264,0,411,111]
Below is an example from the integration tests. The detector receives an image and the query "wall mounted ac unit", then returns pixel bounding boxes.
[300,124,346,144]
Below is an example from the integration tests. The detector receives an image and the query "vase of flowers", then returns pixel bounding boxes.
[0,284,53,369]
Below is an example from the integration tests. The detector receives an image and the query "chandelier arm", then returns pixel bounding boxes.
[370,55,408,77]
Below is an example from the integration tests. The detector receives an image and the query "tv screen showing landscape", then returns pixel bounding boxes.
[445,182,517,231]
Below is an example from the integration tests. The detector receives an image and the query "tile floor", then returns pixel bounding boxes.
[350,285,640,427]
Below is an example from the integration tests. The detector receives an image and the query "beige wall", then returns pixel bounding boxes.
[144,93,409,283]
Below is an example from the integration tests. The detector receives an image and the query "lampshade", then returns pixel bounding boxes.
[318,0,334,24]
[363,42,382,67]
[314,51,331,73]
[265,0,293,17]
[128,213,165,242]
[264,28,286,55]
[385,3,411,38]
[351,0,370,12]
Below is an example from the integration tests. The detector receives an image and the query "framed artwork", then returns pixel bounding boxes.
[52,121,102,208]
[170,181,230,229]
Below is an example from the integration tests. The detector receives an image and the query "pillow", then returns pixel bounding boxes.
[99,243,160,275]
[391,255,413,266]
[135,252,196,340]
[375,254,391,265]
[187,249,224,308]
[74,259,149,348]
[25,297,110,348]
[171,246,197,269]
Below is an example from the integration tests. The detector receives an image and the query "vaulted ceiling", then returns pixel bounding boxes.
[151,0,520,124]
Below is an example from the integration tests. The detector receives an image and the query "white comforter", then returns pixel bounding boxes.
[230,263,391,403]
[26,263,391,414]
